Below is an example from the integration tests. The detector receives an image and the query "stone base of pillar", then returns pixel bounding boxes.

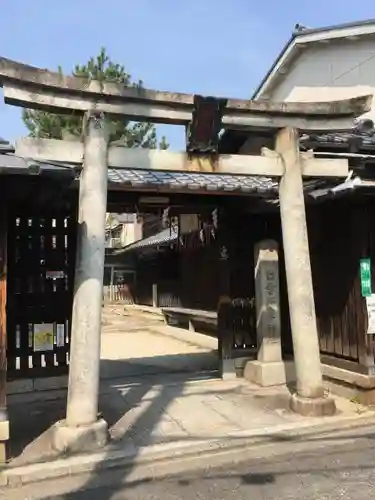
[0,442,6,464]
[0,417,9,463]
[290,393,336,417]
[244,360,286,387]
[220,358,237,380]
[188,320,195,332]
[52,418,109,453]
[0,419,9,442]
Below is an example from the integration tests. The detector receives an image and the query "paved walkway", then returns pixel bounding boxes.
[6,426,375,499]
[5,306,371,469]
[100,305,218,379]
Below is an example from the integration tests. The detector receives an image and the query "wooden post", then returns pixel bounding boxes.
[277,127,336,416]
[217,209,236,380]
[110,266,115,303]
[0,203,8,463]
[152,283,158,308]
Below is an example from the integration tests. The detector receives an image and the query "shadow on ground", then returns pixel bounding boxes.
[9,399,375,498]
[55,437,375,500]
[6,352,219,465]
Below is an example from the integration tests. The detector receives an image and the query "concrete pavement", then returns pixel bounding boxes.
[100,305,218,378]
[2,371,374,487]
[4,423,375,498]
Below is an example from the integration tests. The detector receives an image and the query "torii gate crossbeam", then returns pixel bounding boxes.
[0,56,371,131]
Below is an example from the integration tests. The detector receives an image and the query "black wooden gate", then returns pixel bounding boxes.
[6,208,76,380]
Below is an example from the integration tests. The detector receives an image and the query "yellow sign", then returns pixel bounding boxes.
[33,323,54,352]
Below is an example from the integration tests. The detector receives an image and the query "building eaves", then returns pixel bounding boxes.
[307,176,371,201]
[0,150,76,176]
[300,119,375,152]
[289,18,375,38]
[113,226,178,255]
[107,168,278,196]
[252,18,375,100]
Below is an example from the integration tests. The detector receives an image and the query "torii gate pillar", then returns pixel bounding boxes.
[52,113,110,452]
[277,128,335,416]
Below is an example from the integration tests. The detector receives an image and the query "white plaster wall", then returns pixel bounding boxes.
[120,221,143,246]
[268,37,375,122]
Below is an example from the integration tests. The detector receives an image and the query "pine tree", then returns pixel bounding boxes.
[22,47,169,149]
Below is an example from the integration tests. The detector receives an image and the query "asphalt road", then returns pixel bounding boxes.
[4,426,375,499]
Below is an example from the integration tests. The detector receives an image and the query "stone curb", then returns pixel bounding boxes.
[151,324,217,351]
[123,305,164,318]
[1,411,375,488]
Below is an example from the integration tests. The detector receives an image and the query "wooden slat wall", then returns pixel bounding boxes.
[135,253,168,306]
[103,285,135,304]
[6,208,76,380]
[221,205,373,367]
[308,200,369,364]
[179,242,219,310]
[0,203,7,416]
[230,203,375,367]
[157,281,181,308]
[247,201,374,366]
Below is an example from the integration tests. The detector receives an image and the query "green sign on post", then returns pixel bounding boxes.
[360,258,372,297]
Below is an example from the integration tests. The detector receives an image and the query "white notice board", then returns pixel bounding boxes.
[366,294,375,334]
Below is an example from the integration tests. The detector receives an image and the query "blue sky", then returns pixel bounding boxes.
[1,0,375,148]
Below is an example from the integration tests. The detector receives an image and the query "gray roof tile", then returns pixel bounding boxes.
[113,226,178,254]
[107,168,278,195]
[0,152,277,195]
[301,119,375,151]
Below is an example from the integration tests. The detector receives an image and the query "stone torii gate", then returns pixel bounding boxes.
[0,57,372,453]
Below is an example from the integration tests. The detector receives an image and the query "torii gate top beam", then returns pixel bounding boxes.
[0,57,372,132]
